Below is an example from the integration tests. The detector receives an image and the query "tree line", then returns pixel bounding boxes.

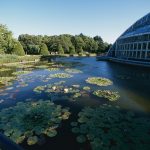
[0,24,112,56]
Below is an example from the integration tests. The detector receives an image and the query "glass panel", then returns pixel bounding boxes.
[138,43,142,50]
[143,43,147,50]
[141,51,145,58]
[147,51,150,59]
[134,43,137,50]
[148,43,150,50]
[137,51,141,58]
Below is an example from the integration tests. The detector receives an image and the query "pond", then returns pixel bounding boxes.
[0,57,150,150]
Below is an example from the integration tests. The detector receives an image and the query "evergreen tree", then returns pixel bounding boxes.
[39,43,49,55]
[69,46,76,54]
[12,41,25,56]
[58,44,64,54]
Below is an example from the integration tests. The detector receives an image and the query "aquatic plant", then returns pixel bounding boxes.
[72,93,82,98]
[0,55,40,65]
[46,68,60,71]
[33,82,82,101]
[0,68,11,72]
[16,64,35,69]
[12,71,32,75]
[49,73,73,78]
[33,85,46,93]
[54,81,66,85]
[71,104,150,150]
[65,68,82,74]
[72,84,80,88]
[16,82,28,87]
[86,77,113,86]
[0,77,16,86]
[93,90,120,101]
[35,65,49,69]
[83,86,91,91]
[0,100,70,145]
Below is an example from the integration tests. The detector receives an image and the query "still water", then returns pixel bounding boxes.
[0,57,150,150]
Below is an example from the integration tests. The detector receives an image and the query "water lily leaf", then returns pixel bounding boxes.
[46,130,57,137]
[86,77,113,86]
[76,135,86,143]
[27,136,38,145]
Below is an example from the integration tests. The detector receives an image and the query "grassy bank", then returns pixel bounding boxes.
[0,55,41,64]
[0,53,97,65]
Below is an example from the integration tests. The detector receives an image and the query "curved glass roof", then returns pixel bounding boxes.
[119,13,150,39]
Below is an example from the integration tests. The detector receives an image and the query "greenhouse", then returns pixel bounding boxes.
[107,13,150,63]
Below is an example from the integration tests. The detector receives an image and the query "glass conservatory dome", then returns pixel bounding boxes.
[107,13,150,62]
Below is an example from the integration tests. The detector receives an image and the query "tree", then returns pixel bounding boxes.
[27,45,40,55]
[58,44,64,54]
[39,43,49,55]
[11,41,25,56]
[94,36,105,51]
[18,33,111,55]
[71,36,85,53]
[69,46,76,54]
[0,24,14,54]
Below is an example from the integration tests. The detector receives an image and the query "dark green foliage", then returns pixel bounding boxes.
[0,24,17,54]
[18,33,111,55]
[39,43,49,55]
[0,23,111,55]
[71,104,150,150]
[0,100,70,145]
[11,41,25,56]
[69,46,76,54]
[18,34,42,54]
[58,44,64,54]
[27,44,40,55]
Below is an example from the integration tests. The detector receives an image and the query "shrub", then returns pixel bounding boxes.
[12,41,25,56]
[58,44,64,54]
[39,43,49,55]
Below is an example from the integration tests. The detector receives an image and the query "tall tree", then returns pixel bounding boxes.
[0,24,14,54]
[58,44,64,54]
[11,40,25,56]
[39,43,49,55]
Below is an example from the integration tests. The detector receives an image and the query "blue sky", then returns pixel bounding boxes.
[0,0,150,43]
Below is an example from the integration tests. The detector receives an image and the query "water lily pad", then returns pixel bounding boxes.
[27,136,38,145]
[83,86,91,91]
[49,73,73,78]
[33,85,46,93]
[0,100,70,145]
[72,127,80,133]
[65,68,82,74]
[73,93,81,98]
[46,68,60,71]
[76,135,86,143]
[0,77,16,86]
[86,77,113,86]
[35,65,49,69]
[12,71,32,75]
[93,90,120,101]
[71,104,150,150]
[45,129,57,137]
